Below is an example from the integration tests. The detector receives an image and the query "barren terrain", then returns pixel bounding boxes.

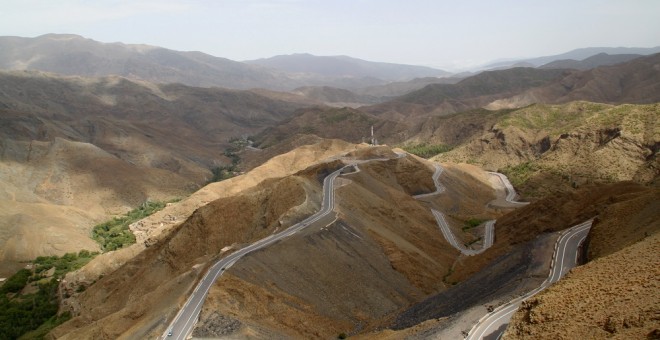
[0,70,314,275]
[504,186,660,339]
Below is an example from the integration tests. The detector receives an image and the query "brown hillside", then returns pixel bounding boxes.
[191,153,505,338]
[587,187,660,260]
[447,181,652,284]
[488,53,660,109]
[504,191,660,340]
[253,106,409,148]
[0,137,191,277]
[367,182,657,339]
[0,70,313,275]
[361,68,570,121]
[50,165,329,339]
[434,102,659,199]
[57,138,360,293]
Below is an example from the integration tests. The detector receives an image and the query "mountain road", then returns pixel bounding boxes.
[466,220,592,340]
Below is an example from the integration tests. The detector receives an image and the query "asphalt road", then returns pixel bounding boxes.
[161,151,408,339]
[466,220,592,340]
[488,172,530,206]
[412,163,445,199]
[418,165,523,256]
[160,166,345,340]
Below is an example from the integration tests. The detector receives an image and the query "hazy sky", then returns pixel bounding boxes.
[2,0,659,70]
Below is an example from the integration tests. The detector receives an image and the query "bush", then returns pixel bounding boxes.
[0,278,60,339]
[0,250,100,339]
[501,162,537,187]
[462,218,484,231]
[0,268,31,294]
[402,143,452,158]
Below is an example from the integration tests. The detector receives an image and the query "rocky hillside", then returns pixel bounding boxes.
[504,186,659,339]
[432,102,659,199]
[0,70,312,275]
[360,53,660,123]
[292,86,381,107]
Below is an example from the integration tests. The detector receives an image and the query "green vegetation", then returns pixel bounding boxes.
[18,311,71,340]
[501,161,538,188]
[91,200,173,251]
[1,268,31,294]
[33,250,99,278]
[0,251,97,339]
[462,218,484,232]
[402,143,452,159]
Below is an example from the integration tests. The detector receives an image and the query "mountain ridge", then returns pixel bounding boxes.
[246,53,451,81]
[485,46,660,69]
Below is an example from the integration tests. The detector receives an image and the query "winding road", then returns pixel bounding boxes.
[417,164,522,256]
[161,166,346,339]
[488,172,530,206]
[466,219,592,340]
[161,151,407,339]
[161,152,554,339]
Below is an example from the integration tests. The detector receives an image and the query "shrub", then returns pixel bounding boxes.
[402,143,452,158]
[462,218,484,231]
[0,268,31,294]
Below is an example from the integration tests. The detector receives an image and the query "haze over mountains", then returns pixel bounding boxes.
[0,33,658,339]
[0,34,453,91]
[485,46,660,69]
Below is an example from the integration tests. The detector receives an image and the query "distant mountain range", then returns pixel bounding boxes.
[0,34,451,91]
[245,53,451,81]
[486,46,660,69]
[371,53,660,121]
[539,53,645,70]
[4,34,657,96]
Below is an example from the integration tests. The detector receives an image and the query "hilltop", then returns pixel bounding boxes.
[246,53,451,82]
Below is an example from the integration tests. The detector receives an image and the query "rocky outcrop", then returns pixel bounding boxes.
[434,102,659,199]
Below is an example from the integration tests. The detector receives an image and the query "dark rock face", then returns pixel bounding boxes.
[193,312,242,337]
